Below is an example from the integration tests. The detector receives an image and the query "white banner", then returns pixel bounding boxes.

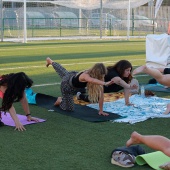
[155,0,163,18]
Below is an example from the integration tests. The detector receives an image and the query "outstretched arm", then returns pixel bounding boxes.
[9,105,26,131]
[111,77,137,90]
[20,92,39,122]
[80,72,114,86]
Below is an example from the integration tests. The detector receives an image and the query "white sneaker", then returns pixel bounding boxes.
[76,92,81,100]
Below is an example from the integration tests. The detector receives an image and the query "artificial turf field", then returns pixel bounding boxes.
[0,39,170,170]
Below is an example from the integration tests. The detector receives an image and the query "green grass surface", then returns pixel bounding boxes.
[0,39,170,170]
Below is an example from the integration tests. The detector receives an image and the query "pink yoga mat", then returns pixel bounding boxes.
[1,112,46,126]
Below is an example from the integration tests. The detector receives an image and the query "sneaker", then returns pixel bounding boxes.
[76,92,81,100]
[111,151,135,168]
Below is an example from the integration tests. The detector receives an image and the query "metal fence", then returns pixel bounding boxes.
[0,3,169,42]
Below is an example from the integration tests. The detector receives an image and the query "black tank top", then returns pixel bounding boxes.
[71,72,87,88]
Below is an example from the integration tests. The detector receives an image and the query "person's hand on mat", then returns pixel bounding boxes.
[126,102,134,106]
[15,121,26,131]
[98,111,109,116]
[26,115,39,122]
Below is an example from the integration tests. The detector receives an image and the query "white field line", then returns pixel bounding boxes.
[0,59,145,71]
[0,43,143,51]
[33,82,60,87]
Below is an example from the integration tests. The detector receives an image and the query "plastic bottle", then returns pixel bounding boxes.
[140,85,145,97]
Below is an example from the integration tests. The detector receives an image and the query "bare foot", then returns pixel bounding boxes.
[163,103,170,114]
[54,97,62,106]
[133,65,146,75]
[98,111,109,116]
[46,57,53,67]
[126,131,141,147]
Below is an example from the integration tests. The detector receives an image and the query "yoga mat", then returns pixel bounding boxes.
[145,84,170,93]
[136,151,170,170]
[0,91,3,98]
[35,93,122,122]
[1,112,46,126]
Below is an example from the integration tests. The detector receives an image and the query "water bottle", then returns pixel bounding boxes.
[140,85,145,97]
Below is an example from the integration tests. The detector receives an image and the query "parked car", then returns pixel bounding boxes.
[88,13,121,28]
[122,15,157,29]
[53,12,78,28]
[133,15,157,28]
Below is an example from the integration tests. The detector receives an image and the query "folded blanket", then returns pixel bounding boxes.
[74,92,125,105]
[87,94,170,124]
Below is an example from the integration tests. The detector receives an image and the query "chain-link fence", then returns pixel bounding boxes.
[0,1,169,42]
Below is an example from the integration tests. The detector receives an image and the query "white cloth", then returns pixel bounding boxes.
[146,34,170,68]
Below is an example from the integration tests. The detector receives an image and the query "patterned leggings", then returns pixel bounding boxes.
[52,62,78,111]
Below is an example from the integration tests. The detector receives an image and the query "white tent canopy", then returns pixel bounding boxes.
[50,0,152,10]
[2,0,153,10]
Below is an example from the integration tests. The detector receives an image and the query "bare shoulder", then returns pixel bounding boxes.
[79,71,91,81]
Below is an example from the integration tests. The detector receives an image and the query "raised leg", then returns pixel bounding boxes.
[46,57,69,78]
[126,131,170,157]
[133,65,170,86]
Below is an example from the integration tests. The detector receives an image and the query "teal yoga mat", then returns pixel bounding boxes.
[145,84,170,93]
[136,151,170,170]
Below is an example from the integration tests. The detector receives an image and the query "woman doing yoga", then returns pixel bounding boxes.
[46,57,114,116]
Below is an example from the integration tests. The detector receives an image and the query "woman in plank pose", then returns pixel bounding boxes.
[46,57,114,116]
[0,72,39,131]
[77,60,138,105]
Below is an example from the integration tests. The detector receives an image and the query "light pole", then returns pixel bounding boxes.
[23,0,27,43]
[100,0,103,39]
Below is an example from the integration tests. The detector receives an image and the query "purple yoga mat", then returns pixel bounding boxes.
[1,112,46,126]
